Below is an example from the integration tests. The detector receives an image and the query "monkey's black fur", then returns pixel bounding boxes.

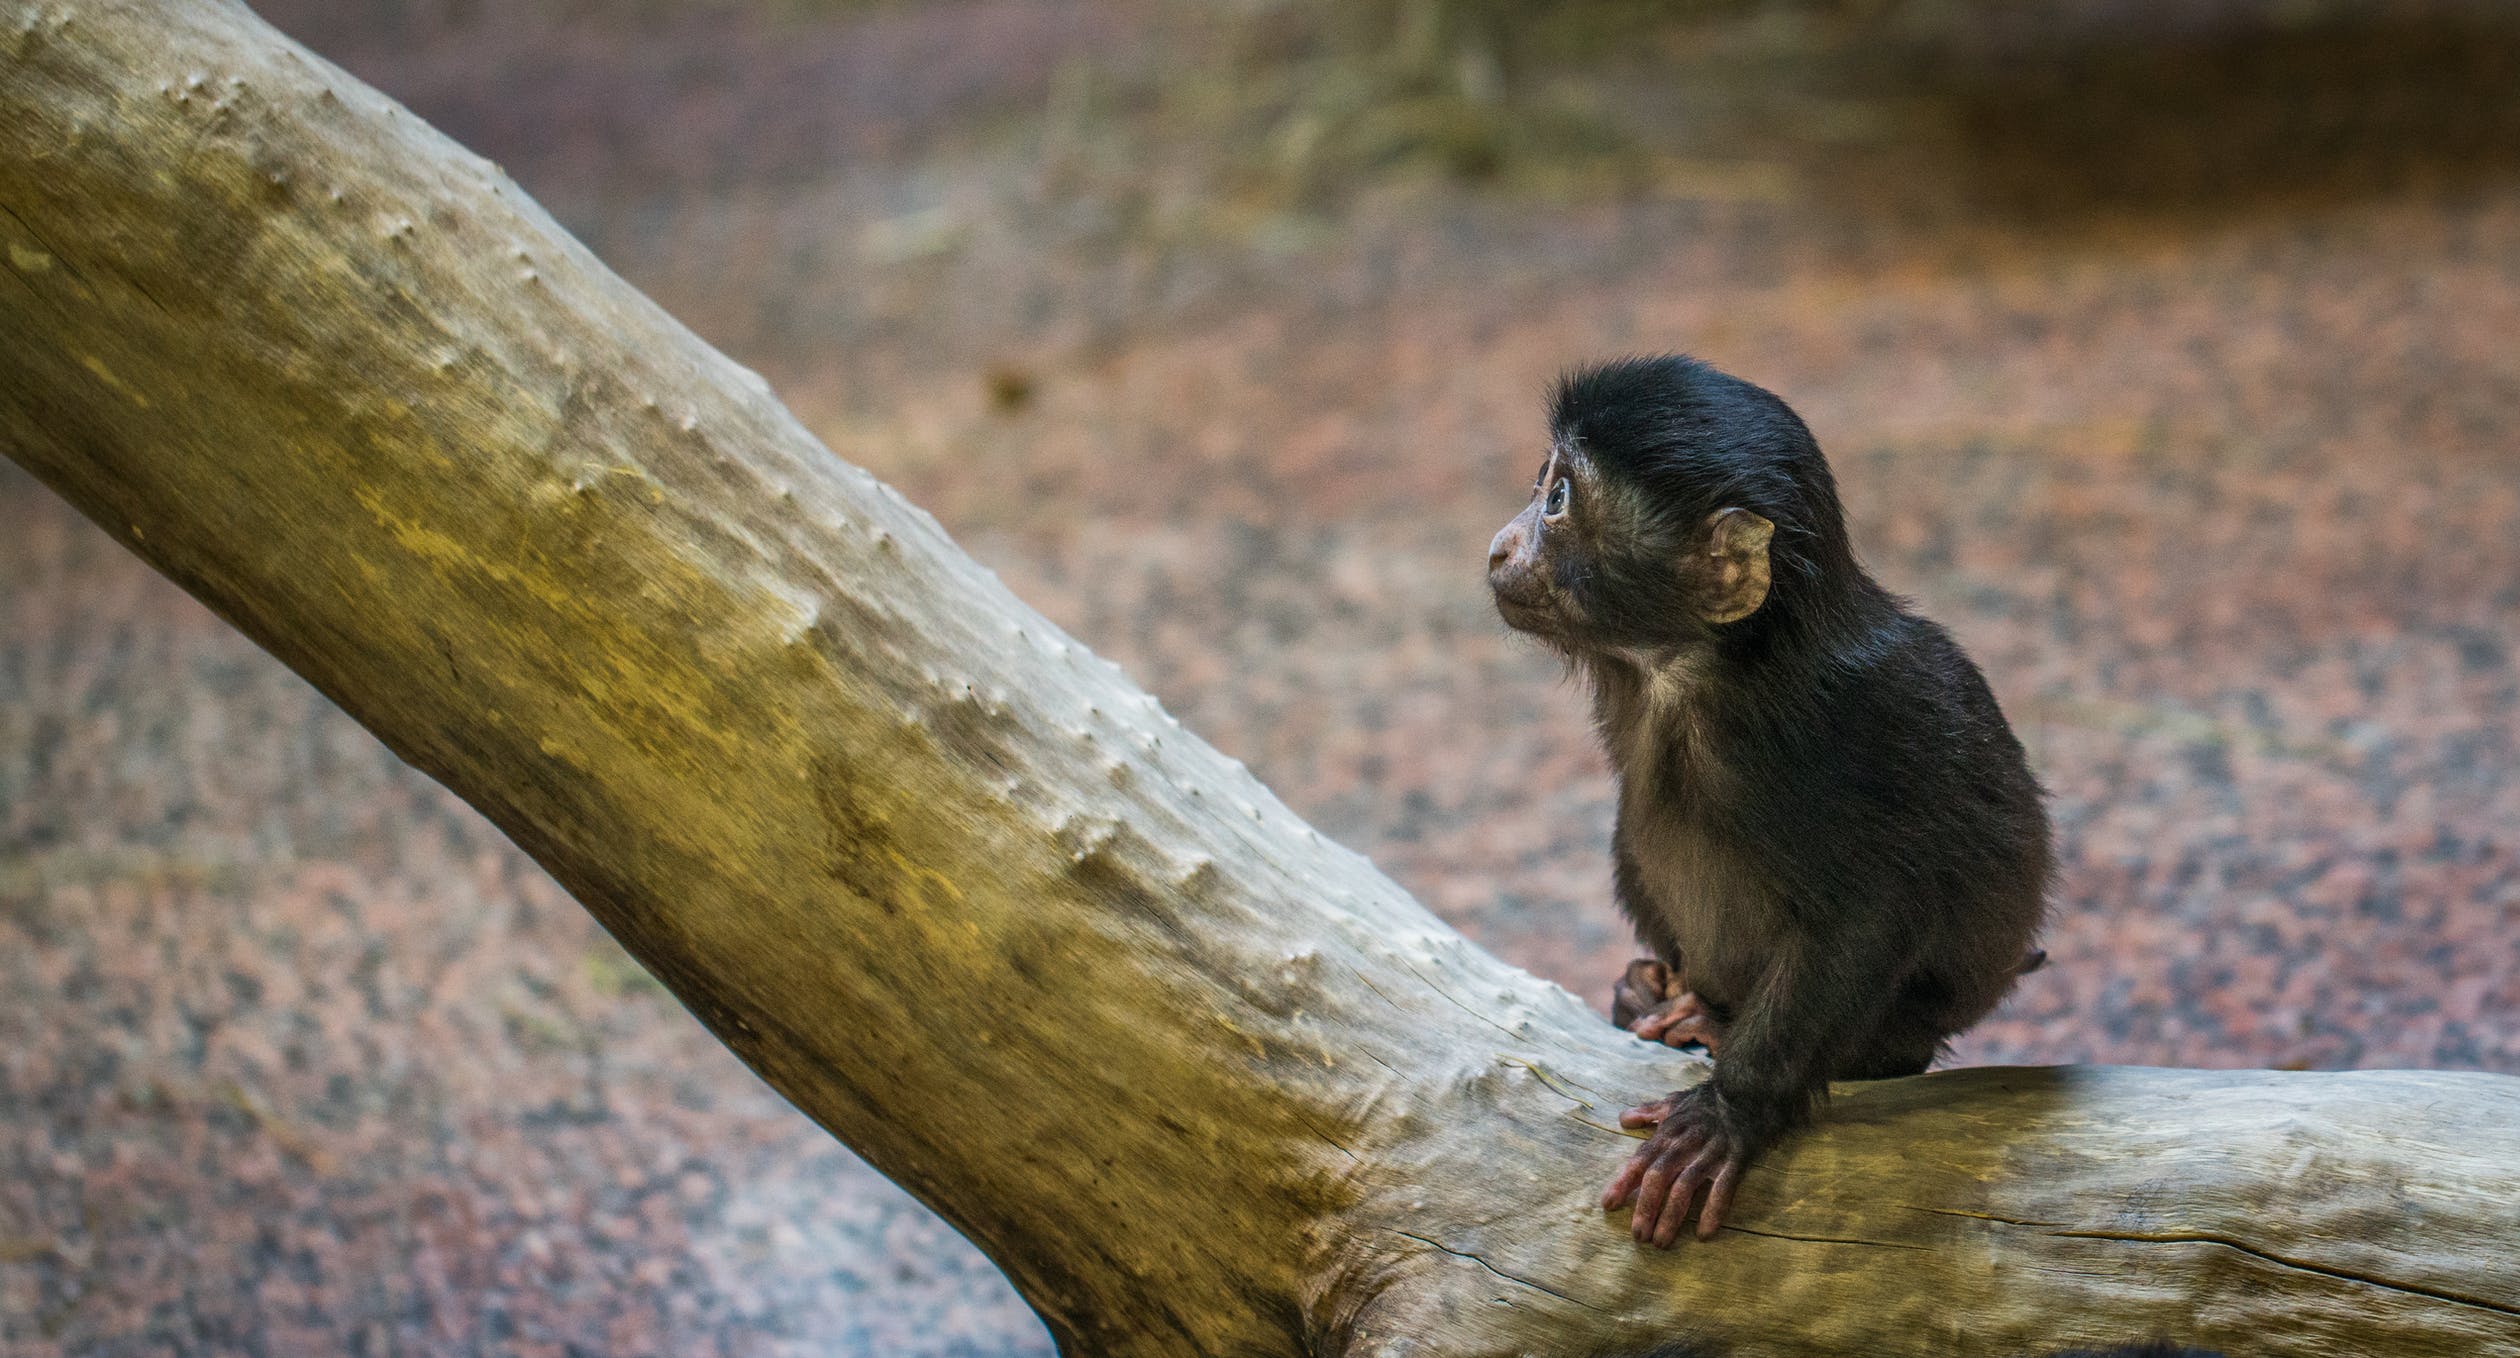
[1547,358,1865,650]
[1489,355,2050,1238]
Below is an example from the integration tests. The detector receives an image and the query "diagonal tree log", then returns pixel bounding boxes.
[5,2,2519,1354]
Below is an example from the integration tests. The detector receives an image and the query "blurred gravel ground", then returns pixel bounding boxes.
[5,0,2519,1353]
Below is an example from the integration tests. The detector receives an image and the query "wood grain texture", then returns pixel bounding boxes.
[2,3,2516,1353]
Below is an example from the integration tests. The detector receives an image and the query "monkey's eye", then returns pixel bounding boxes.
[1543,477,1571,519]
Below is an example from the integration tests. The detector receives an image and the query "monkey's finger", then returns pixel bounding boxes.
[1618,1100,1675,1129]
[1600,1149,1650,1210]
[1604,1136,1675,1210]
[1632,993,1698,1032]
[1635,1003,1716,1046]
[1629,1135,1704,1243]
[1654,1145,1725,1248]
[1695,1156,1745,1241]
[1656,1016,1723,1055]
[1650,1175,1698,1248]
[1648,995,1721,1039]
[1628,1151,1679,1241]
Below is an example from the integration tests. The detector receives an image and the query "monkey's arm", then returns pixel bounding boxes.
[1605,906,1912,1244]
[1710,905,1915,1122]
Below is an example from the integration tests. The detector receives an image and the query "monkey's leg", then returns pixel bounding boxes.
[1830,1014,1941,1081]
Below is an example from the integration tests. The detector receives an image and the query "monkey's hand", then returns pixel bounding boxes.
[1600,1085,1758,1246]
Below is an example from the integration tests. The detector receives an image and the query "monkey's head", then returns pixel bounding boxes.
[1487,355,1853,660]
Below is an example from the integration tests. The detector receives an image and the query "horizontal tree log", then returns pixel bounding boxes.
[3,2,2517,1354]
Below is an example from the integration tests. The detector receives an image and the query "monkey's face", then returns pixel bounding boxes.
[1489,444,1777,655]
[1487,444,1600,648]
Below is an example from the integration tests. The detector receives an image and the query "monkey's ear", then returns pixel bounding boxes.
[1696,508,1774,624]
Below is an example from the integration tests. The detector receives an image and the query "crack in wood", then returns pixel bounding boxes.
[4,197,177,320]
[1904,1205,2065,1229]
[1391,957,1526,1044]
[1903,1204,2520,1317]
[1389,1230,1603,1312]
[1721,1224,1930,1251]
[1347,965,1405,1012]
[0,201,93,293]
[2048,1228,2520,1319]
[1290,1110,1359,1161]
[1496,1056,1613,1107]
[1901,1204,2520,1316]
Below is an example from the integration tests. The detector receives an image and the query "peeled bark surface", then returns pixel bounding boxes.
[4,3,2518,1354]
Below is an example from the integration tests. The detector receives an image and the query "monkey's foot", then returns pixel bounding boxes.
[1629,991,1725,1055]
[1611,958,1726,1053]
[1609,957,1683,1028]
[1601,1086,1754,1247]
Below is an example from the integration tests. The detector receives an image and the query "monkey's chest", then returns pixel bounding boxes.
[1615,797,1782,1013]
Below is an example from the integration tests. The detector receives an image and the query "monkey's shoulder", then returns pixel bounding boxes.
[1675,614,2046,898]
[1721,613,2026,788]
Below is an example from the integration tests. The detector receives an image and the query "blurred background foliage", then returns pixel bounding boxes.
[260,0,2520,386]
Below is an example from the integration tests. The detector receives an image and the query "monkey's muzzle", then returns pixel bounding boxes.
[1488,516,1554,632]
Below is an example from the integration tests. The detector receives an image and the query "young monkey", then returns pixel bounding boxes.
[1488,356,2050,1247]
